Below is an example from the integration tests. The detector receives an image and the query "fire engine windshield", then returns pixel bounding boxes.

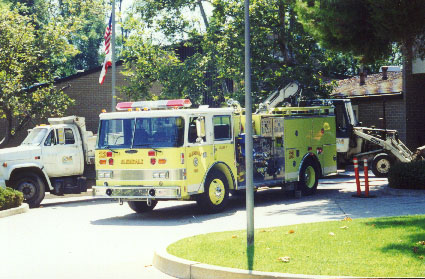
[97,117,184,149]
[21,127,48,146]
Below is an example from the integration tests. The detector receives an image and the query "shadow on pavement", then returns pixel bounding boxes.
[90,188,342,227]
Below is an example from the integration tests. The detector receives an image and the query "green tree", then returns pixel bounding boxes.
[122,0,346,107]
[0,8,75,147]
[5,0,107,76]
[55,0,107,75]
[295,0,425,66]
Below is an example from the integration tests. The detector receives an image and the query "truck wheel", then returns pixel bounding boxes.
[128,200,158,213]
[197,170,229,213]
[16,173,45,208]
[372,154,392,177]
[298,160,319,196]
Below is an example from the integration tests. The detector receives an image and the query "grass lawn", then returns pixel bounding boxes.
[167,215,425,277]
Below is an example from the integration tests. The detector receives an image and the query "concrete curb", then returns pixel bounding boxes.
[0,203,29,218]
[153,247,354,279]
[383,186,425,196]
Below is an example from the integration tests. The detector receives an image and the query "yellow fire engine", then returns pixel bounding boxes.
[93,85,337,213]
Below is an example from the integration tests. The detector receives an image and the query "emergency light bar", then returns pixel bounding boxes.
[116,99,192,111]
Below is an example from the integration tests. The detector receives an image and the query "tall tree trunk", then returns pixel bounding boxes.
[197,0,209,29]
[197,0,228,105]
[277,0,294,66]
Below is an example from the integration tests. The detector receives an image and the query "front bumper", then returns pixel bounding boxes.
[0,178,5,189]
[92,185,181,200]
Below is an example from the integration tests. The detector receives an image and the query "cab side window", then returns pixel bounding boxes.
[188,117,198,143]
[213,115,231,141]
[188,116,206,144]
[44,130,56,146]
[64,128,75,144]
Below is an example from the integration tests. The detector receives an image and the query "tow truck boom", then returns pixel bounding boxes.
[352,127,415,163]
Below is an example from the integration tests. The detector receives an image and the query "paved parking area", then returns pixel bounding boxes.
[0,170,424,279]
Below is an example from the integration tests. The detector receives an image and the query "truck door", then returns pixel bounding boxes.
[42,126,83,177]
[185,115,212,195]
[333,100,353,153]
[212,114,235,172]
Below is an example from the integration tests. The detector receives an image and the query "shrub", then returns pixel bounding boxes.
[0,187,24,211]
[388,161,425,190]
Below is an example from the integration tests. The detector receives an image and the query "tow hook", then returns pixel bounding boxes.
[147,199,152,206]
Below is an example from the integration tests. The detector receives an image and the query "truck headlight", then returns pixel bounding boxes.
[98,170,113,178]
[153,171,169,179]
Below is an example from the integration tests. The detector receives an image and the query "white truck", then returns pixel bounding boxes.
[0,116,96,207]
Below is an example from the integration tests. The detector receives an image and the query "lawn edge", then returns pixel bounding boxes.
[153,246,355,279]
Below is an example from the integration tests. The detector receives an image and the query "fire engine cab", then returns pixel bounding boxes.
[93,88,337,213]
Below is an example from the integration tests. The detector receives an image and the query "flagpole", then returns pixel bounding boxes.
[111,0,116,112]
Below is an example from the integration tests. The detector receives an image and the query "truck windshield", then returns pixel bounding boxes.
[21,128,48,146]
[97,117,184,149]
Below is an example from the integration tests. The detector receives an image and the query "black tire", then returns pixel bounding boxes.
[372,154,392,177]
[128,200,158,213]
[16,173,45,208]
[298,159,319,196]
[197,170,229,213]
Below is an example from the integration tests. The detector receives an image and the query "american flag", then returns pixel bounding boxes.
[99,14,113,85]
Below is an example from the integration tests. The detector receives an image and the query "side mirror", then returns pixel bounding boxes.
[195,117,206,142]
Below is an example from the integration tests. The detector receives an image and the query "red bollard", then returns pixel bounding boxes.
[364,159,369,197]
[353,158,361,196]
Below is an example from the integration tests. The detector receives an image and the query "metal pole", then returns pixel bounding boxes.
[244,0,254,247]
[111,0,116,112]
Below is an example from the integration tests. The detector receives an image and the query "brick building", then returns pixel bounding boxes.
[332,64,425,149]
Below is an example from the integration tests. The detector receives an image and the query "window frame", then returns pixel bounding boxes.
[187,115,208,146]
[212,115,233,143]
[44,130,57,146]
[64,128,76,145]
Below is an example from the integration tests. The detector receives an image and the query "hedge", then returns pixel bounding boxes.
[388,161,425,190]
[0,187,24,211]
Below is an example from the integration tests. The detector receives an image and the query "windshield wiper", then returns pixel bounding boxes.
[104,145,118,153]
[132,144,163,153]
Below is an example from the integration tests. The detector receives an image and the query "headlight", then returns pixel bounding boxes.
[98,170,113,178]
[153,171,169,179]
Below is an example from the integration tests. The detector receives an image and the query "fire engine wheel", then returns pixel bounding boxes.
[128,200,158,213]
[298,160,319,196]
[197,170,229,213]
[16,173,45,208]
[372,154,392,178]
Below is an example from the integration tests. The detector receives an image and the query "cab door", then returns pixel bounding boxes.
[42,126,83,177]
[185,115,212,195]
[212,114,235,171]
